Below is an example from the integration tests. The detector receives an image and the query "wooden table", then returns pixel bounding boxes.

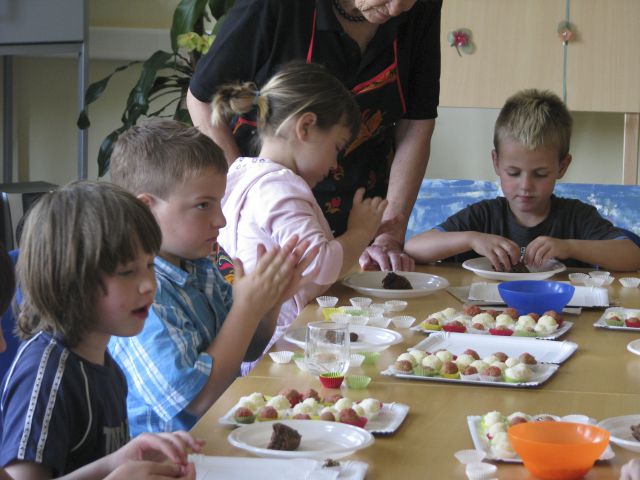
[192,265,640,478]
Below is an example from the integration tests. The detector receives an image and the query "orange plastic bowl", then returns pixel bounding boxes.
[508,422,610,480]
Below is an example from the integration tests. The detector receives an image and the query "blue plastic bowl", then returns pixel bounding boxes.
[498,281,575,316]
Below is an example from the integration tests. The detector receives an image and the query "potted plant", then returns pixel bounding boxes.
[77,0,235,176]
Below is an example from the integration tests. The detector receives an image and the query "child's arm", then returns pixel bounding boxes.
[336,188,388,276]
[4,463,50,480]
[186,241,303,417]
[525,237,640,271]
[405,229,521,271]
[56,432,203,480]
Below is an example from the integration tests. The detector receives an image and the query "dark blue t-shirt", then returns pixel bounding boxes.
[0,331,129,476]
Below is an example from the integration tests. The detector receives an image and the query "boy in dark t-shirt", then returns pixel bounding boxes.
[406,89,640,271]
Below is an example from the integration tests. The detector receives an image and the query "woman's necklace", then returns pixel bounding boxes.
[332,0,366,22]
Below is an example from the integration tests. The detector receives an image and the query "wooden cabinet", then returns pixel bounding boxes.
[440,0,640,113]
[439,0,640,184]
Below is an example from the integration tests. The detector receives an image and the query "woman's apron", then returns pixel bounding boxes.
[231,7,407,236]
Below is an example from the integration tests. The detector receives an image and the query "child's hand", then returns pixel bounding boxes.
[621,458,640,480]
[525,236,570,267]
[276,241,321,304]
[469,233,520,271]
[112,431,204,466]
[347,188,388,241]
[104,461,196,480]
[232,236,303,315]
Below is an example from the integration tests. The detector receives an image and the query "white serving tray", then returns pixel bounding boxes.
[219,401,409,436]
[381,364,558,388]
[594,307,640,331]
[468,282,609,308]
[467,415,615,462]
[410,320,574,340]
[411,331,577,364]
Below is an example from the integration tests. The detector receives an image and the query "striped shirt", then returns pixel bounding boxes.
[0,332,128,475]
[109,256,233,436]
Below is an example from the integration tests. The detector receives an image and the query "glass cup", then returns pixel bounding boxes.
[305,321,350,378]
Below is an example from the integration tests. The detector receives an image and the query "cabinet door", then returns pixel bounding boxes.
[440,0,564,108]
[567,0,640,112]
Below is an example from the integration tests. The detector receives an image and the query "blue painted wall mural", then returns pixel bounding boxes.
[407,179,640,240]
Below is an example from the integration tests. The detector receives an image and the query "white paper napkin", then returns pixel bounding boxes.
[191,455,368,480]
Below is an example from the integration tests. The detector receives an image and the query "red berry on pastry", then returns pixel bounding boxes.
[463,349,480,360]
[280,388,302,407]
[464,305,482,316]
[257,406,278,421]
[233,407,255,424]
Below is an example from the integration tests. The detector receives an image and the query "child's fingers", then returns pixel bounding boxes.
[352,187,365,204]
[134,433,186,465]
[165,431,205,453]
[280,235,300,258]
[296,244,320,276]
[233,257,245,279]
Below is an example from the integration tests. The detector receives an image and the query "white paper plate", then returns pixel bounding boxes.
[411,331,577,364]
[220,402,409,435]
[283,325,403,352]
[228,420,374,459]
[342,271,449,299]
[410,320,574,340]
[191,454,368,480]
[468,416,615,462]
[468,282,609,308]
[594,307,640,331]
[628,339,640,356]
[462,257,566,281]
[597,415,640,452]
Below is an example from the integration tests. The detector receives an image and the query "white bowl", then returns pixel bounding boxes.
[584,276,606,287]
[349,353,365,368]
[294,357,308,372]
[350,296,372,308]
[347,315,369,326]
[620,277,640,288]
[390,315,416,328]
[384,300,408,312]
[316,296,338,307]
[268,351,294,364]
[454,449,486,465]
[330,313,352,324]
[465,462,497,480]
[367,315,392,328]
[367,304,386,316]
[568,272,589,285]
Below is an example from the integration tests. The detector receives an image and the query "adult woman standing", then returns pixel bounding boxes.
[188,0,441,272]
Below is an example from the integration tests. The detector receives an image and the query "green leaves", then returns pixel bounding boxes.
[78,0,237,177]
[171,0,210,52]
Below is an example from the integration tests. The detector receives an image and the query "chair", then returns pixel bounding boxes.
[0,249,20,380]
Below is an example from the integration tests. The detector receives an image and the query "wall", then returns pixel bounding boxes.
[0,1,634,186]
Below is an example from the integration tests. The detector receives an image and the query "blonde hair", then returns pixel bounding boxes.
[211,61,360,142]
[110,118,228,199]
[494,89,572,160]
[17,181,162,347]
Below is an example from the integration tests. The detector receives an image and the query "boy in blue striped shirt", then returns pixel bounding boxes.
[108,119,315,435]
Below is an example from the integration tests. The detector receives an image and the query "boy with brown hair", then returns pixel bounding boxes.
[108,119,315,435]
[406,89,640,271]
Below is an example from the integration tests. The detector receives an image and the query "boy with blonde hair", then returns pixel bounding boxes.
[406,89,640,271]
[108,119,315,435]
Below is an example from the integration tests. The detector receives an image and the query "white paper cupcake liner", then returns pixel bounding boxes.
[268,351,294,364]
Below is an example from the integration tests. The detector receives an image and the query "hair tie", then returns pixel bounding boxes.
[253,90,261,106]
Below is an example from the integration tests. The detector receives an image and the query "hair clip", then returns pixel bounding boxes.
[448,28,474,56]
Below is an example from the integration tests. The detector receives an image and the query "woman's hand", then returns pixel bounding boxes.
[359,232,415,272]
